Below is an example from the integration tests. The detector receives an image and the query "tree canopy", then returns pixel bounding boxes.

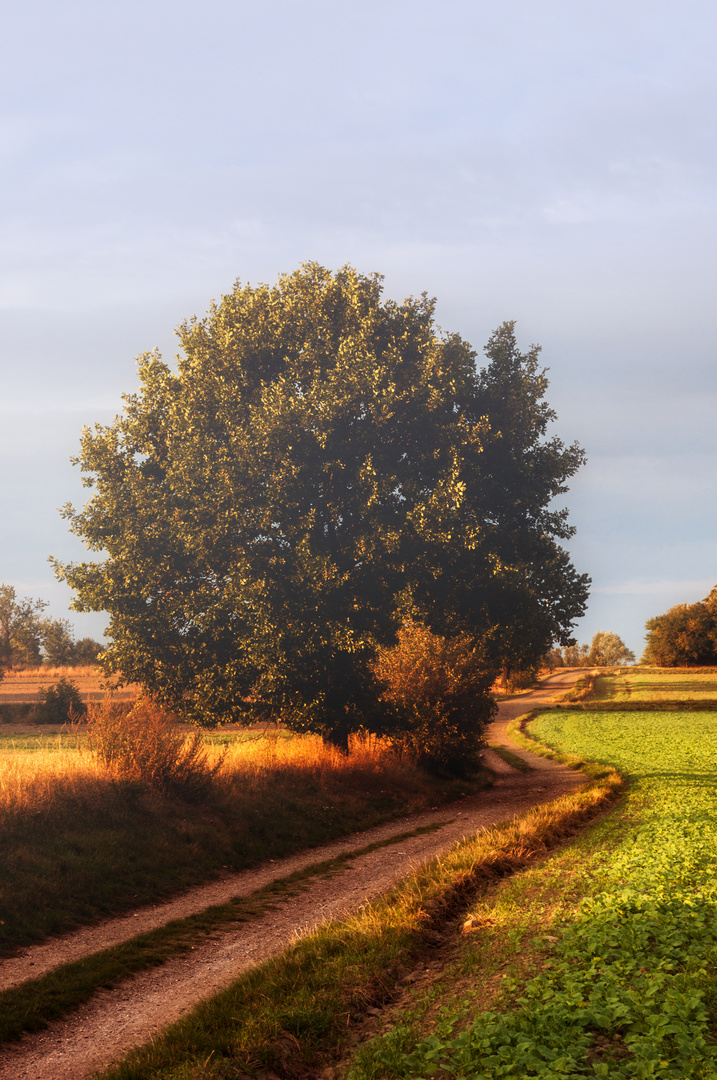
[54,264,590,741]
[587,631,636,667]
[0,585,47,674]
[0,585,101,676]
[643,586,717,666]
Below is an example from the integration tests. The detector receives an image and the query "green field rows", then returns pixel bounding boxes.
[349,709,717,1079]
[590,670,717,702]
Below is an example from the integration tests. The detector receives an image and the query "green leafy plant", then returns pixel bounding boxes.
[350,708,717,1079]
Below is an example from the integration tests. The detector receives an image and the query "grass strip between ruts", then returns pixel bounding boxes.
[485,744,535,772]
[93,764,623,1080]
[0,823,446,1045]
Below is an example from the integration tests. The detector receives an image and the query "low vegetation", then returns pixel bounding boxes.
[84,697,223,799]
[373,621,497,775]
[587,668,717,703]
[347,706,717,1078]
[93,763,621,1080]
[0,718,489,953]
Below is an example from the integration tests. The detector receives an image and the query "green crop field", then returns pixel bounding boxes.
[348,708,717,1079]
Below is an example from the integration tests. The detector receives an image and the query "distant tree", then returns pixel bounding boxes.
[705,585,717,617]
[562,642,591,667]
[643,593,717,666]
[41,618,77,666]
[73,637,103,665]
[587,631,636,667]
[53,264,589,747]
[0,584,47,673]
[40,619,103,666]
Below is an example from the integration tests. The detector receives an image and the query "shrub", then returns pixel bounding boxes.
[506,666,540,691]
[37,677,86,723]
[372,621,496,776]
[84,697,224,800]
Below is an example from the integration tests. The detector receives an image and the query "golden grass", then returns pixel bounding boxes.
[0,737,98,816]
[0,722,479,953]
[0,727,419,821]
[1,665,101,681]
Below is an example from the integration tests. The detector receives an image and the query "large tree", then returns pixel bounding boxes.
[54,264,589,742]
[0,584,47,674]
[587,631,636,667]
[643,589,717,666]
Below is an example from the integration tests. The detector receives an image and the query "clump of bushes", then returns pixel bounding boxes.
[505,666,540,691]
[372,621,496,776]
[37,677,86,723]
[85,697,224,800]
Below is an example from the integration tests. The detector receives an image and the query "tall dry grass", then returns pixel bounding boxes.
[2,665,101,682]
[0,725,425,822]
[1,717,481,953]
[0,734,97,818]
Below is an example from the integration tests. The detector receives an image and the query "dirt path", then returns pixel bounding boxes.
[0,670,586,1080]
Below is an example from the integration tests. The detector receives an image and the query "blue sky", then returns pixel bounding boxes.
[2,0,716,656]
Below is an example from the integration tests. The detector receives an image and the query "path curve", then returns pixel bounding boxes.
[0,670,586,1080]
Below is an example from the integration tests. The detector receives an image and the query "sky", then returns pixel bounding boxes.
[2,0,716,657]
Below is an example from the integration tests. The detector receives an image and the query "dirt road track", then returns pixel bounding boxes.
[0,670,585,1080]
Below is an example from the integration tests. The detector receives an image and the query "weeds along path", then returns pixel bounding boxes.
[0,671,587,1080]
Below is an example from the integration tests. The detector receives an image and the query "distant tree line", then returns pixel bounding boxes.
[548,630,635,668]
[0,584,102,676]
[642,585,717,666]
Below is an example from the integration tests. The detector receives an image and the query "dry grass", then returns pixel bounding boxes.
[2,664,101,681]
[0,721,482,952]
[0,726,423,821]
[0,734,97,816]
[0,666,139,708]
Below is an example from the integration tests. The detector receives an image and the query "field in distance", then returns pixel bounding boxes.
[589,666,717,702]
[0,665,138,704]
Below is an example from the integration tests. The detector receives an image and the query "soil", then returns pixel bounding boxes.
[0,669,138,705]
[0,669,587,1080]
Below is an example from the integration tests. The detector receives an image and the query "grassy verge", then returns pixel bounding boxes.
[92,766,622,1079]
[558,672,599,703]
[0,732,489,954]
[0,823,444,1044]
[348,707,717,1079]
